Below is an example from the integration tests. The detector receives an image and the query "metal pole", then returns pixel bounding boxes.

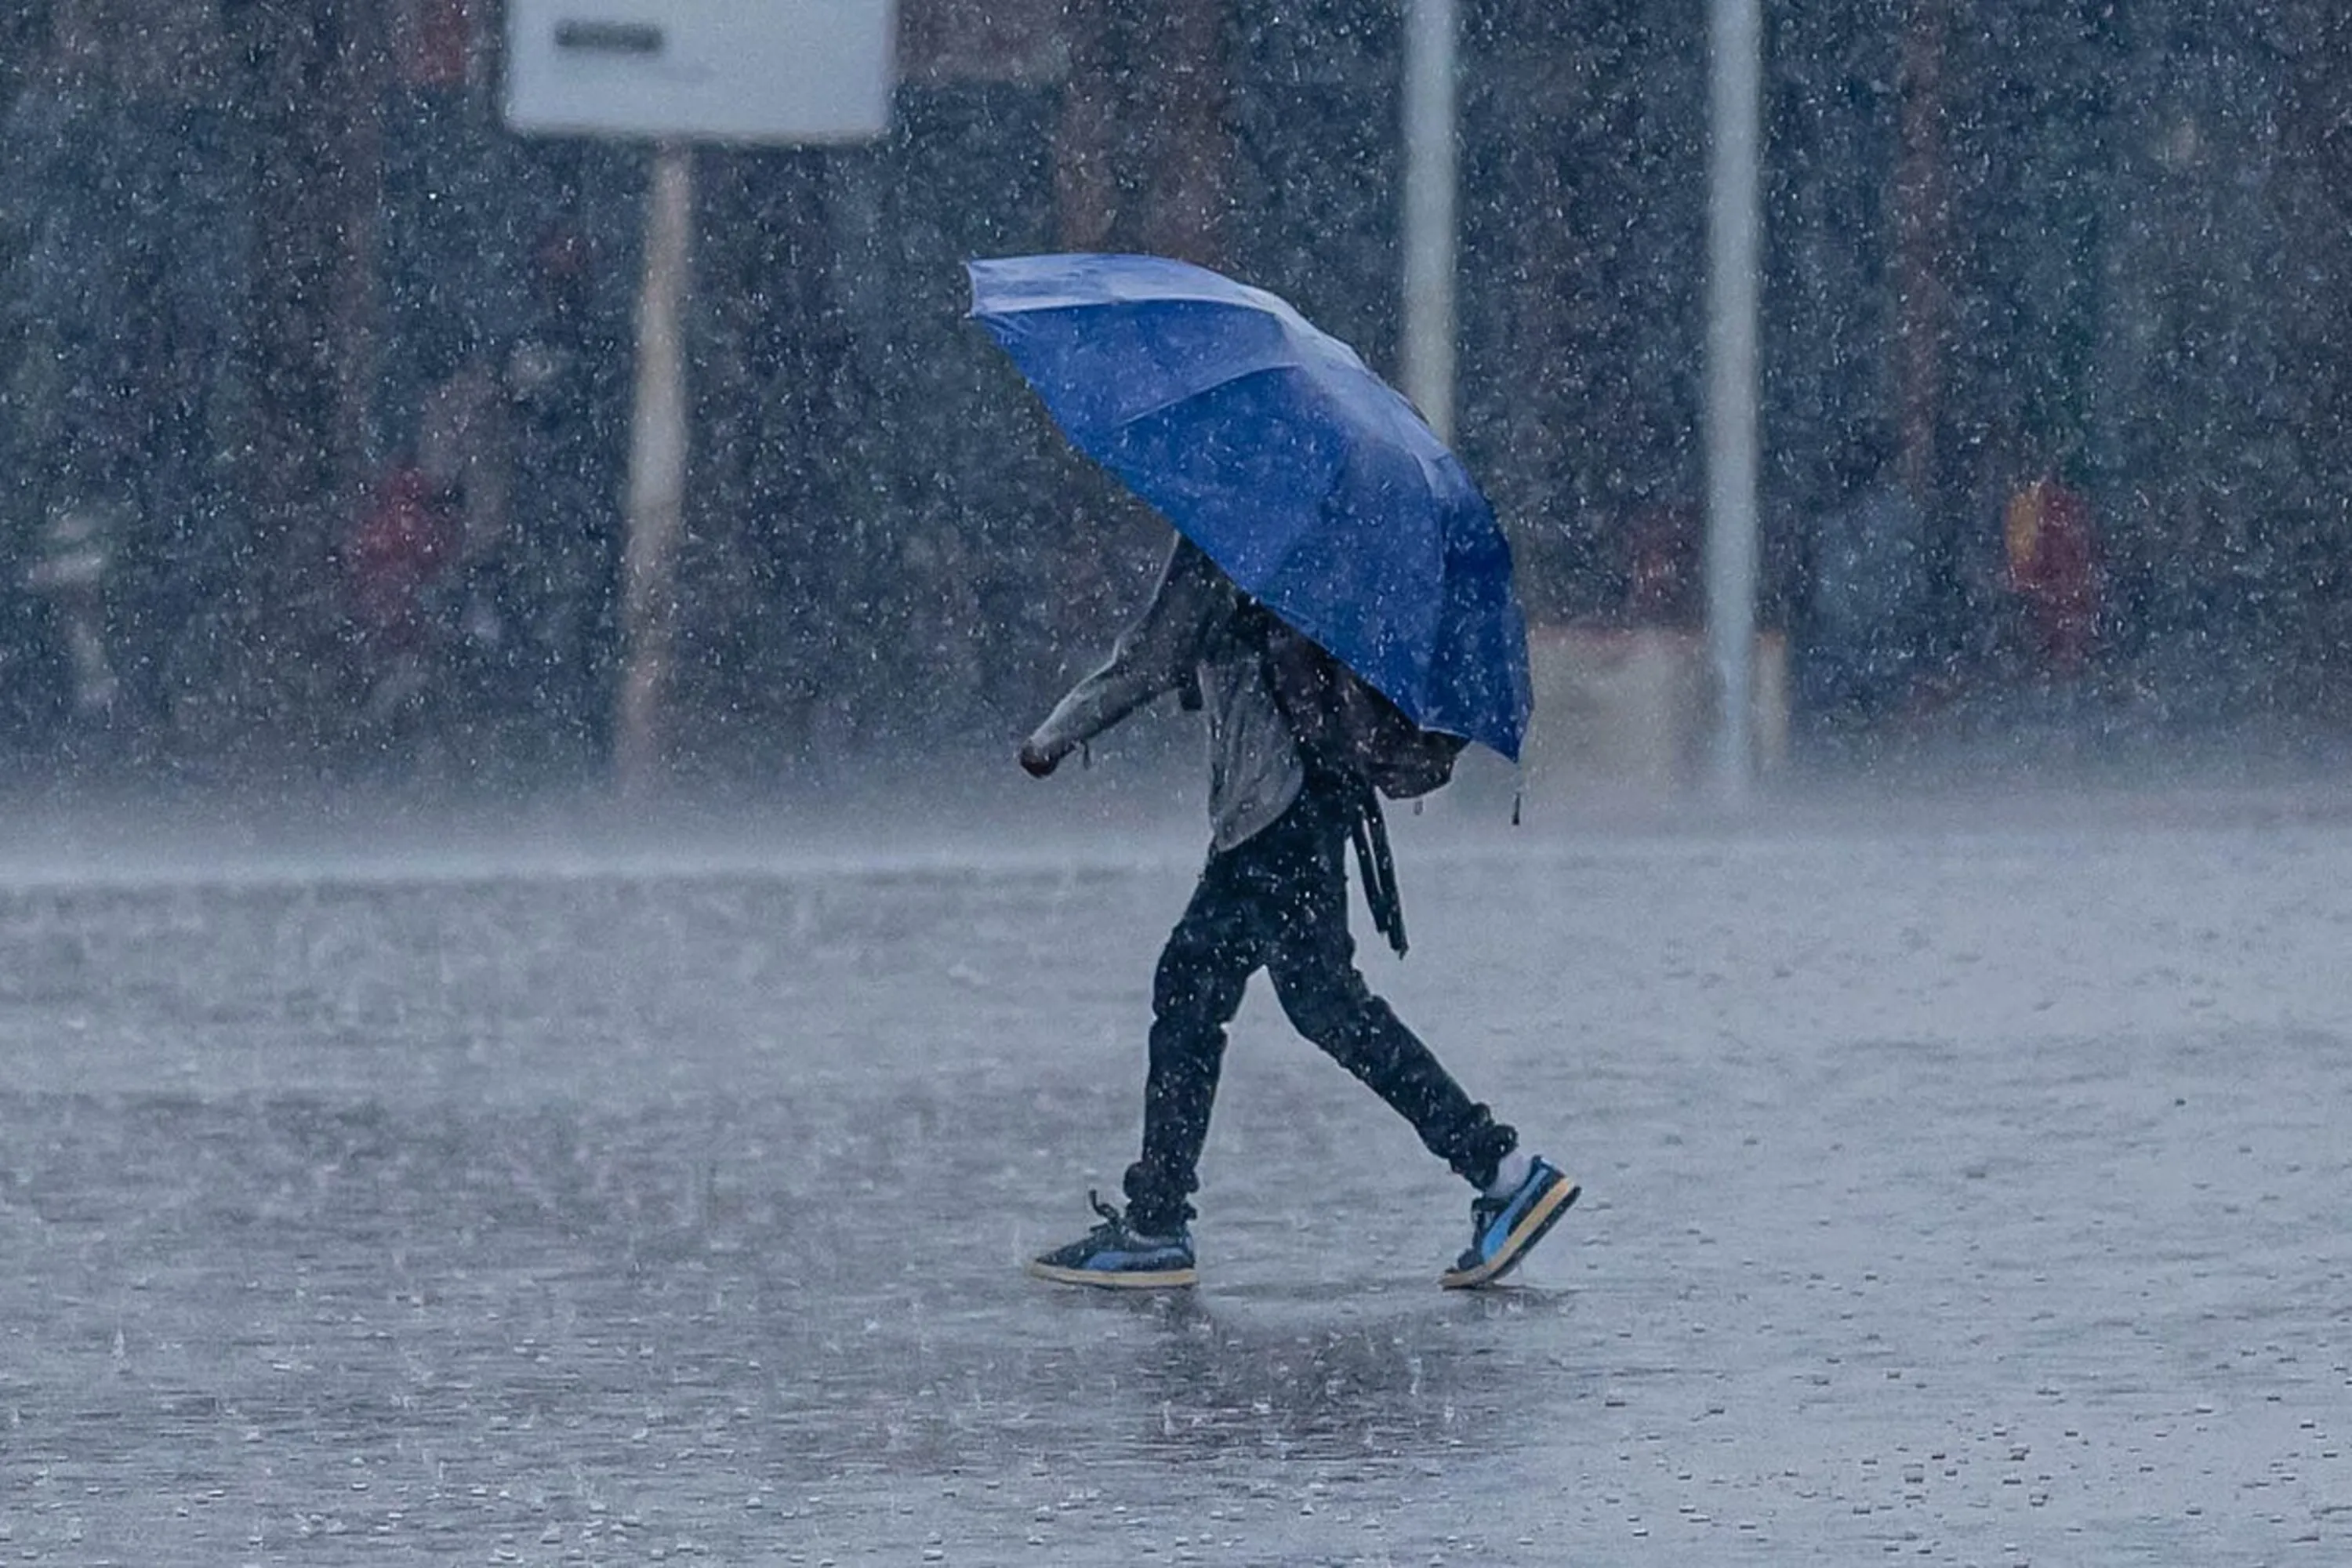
[1705,0,1762,804]
[1400,0,1458,442]
[616,139,695,795]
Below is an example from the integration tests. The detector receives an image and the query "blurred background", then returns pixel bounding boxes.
[3,0,2349,802]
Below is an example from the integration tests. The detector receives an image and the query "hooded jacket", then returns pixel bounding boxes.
[1026,535,1305,853]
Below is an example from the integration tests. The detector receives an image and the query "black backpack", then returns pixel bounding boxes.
[1243,604,1465,957]
[1257,615,1466,801]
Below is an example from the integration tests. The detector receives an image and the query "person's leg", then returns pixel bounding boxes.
[1120,848,1264,1235]
[1258,794,1518,1189]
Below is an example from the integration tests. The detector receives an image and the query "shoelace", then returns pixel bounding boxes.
[1087,1189,1180,1247]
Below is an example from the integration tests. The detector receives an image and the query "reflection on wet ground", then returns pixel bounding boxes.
[2,811,2350,1561]
[2,1074,1598,1563]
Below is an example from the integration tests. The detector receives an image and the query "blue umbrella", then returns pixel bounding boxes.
[967,252,1533,762]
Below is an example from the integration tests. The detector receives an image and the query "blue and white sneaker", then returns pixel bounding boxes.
[1026,1192,1198,1290]
[1439,1156,1579,1289]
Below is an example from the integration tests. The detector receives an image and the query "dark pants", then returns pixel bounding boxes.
[1122,778,1515,1233]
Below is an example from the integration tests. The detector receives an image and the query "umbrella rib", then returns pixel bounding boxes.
[1092,357,1315,437]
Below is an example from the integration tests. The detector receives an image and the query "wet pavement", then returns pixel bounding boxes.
[2,782,2350,1563]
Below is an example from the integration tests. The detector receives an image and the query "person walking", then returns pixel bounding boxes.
[1018,533,1577,1290]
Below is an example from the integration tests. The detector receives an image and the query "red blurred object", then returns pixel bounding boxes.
[394,0,477,89]
[2003,475,2100,674]
[347,466,459,649]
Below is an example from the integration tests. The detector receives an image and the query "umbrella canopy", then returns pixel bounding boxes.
[967,252,1532,762]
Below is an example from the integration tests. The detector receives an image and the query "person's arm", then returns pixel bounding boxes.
[1021,536,1218,776]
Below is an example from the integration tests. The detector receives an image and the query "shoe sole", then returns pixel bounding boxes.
[1439,1175,1581,1290]
[1025,1258,1199,1290]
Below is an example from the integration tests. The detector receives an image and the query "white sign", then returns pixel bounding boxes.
[505,0,896,144]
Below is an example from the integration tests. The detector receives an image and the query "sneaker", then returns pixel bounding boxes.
[1439,1156,1579,1290]
[1025,1191,1198,1290]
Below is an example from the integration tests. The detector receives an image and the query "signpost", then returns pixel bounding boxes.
[506,0,894,143]
[503,1,896,792]
[1704,0,1762,805]
[1399,0,1460,444]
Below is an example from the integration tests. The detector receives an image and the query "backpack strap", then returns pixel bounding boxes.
[1345,783,1409,957]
